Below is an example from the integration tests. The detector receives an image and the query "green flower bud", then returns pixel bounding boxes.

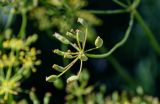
[52,64,64,72]
[43,92,51,104]
[76,30,85,42]
[64,53,74,59]
[26,34,38,46]
[53,33,70,44]
[79,54,88,61]
[67,75,78,83]
[46,75,58,82]
[29,88,39,103]
[66,32,76,39]
[95,36,103,48]
[53,78,64,90]
[77,18,86,26]
[53,49,65,56]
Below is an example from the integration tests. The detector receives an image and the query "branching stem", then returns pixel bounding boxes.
[86,13,134,58]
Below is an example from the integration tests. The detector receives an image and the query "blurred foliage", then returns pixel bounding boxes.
[0,29,43,103]
[29,0,101,32]
[0,0,160,104]
[105,91,160,104]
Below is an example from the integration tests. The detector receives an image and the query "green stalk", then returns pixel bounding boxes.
[6,66,12,80]
[112,0,127,8]
[89,9,128,15]
[107,56,137,87]
[18,12,27,39]
[86,13,134,58]
[134,10,160,55]
[61,44,69,66]
[57,57,79,77]
[0,68,4,80]
[5,8,14,29]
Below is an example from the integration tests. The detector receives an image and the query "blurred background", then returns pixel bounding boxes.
[0,0,160,103]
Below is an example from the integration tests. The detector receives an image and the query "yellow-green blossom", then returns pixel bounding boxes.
[0,80,20,101]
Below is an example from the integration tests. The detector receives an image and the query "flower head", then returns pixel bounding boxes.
[46,18,103,83]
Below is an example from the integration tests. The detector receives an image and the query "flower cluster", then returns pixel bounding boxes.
[0,34,41,101]
[46,18,103,83]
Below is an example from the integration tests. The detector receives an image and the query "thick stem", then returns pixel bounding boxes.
[86,13,134,58]
[5,8,14,29]
[134,10,160,55]
[107,56,137,87]
[18,12,27,39]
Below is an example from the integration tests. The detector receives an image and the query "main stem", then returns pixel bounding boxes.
[18,12,27,39]
[86,13,134,58]
[134,10,160,55]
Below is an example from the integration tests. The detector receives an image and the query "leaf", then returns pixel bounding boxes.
[46,75,58,82]
[95,36,103,48]
[67,75,78,83]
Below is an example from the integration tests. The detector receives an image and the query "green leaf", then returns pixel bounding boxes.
[95,36,103,48]
[67,75,78,83]
[53,33,70,44]
[46,75,58,82]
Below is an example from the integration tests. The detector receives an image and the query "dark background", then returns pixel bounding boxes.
[1,0,160,103]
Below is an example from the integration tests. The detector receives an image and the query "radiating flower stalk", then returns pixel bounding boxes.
[0,32,41,102]
[46,18,103,83]
[46,13,134,84]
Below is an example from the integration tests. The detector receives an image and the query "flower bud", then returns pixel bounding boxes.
[53,49,65,56]
[26,34,38,46]
[76,30,85,42]
[79,54,88,61]
[53,33,70,44]
[52,64,64,72]
[95,36,103,48]
[67,75,78,83]
[64,53,74,59]
[46,75,58,82]
[66,32,76,39]
[77,18,86,26]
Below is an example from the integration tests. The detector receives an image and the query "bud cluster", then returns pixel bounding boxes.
[46,18,103,84]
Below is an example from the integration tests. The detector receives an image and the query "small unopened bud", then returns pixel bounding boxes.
[52,64,64,72]
[26,34,38,46]
[67,75,78,83]
[53,33,70,44]
[79,54,88,61]
[77,18,86,26]
[46,75,58,82]
[44,92,52,104]
[66,32,76,39]
[95,36,103,48]
[53,49,65,56]
[76,30,85,42]
[64,53,74,59]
